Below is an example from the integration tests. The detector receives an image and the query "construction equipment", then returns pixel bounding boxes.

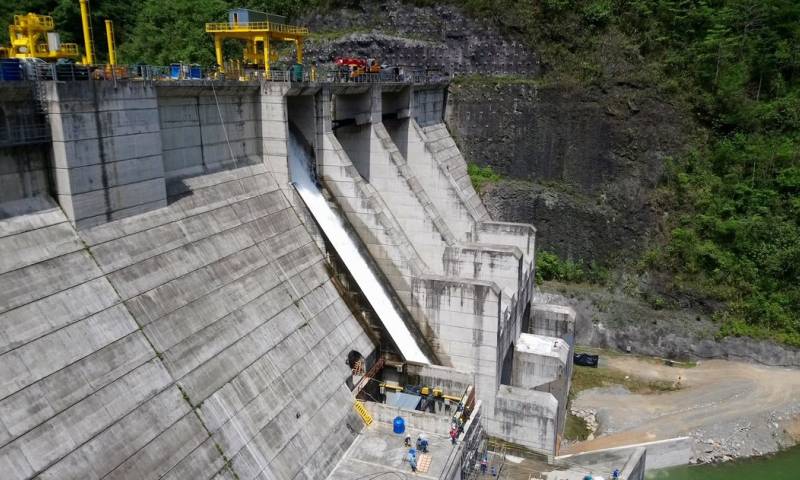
[78,0,93,64]
[104,20,116,66]
[3,13,79,60]
[334,57,382,80]
[205,9,308,77]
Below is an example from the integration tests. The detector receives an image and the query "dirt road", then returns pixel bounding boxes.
[563,356,800,461]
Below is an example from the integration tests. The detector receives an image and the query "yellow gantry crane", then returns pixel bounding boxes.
[205,9,308,77]
[4,13,80,60]
[1,1,117,66]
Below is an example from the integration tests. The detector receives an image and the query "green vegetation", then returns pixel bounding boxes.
[571,364,677,395]
[564,413,591,441]
[467,162,502,192]
[0,1,323,65]
[536,250,609,285]
[448,0,800,346]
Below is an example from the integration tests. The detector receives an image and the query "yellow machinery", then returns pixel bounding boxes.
[4,13,79,60]
[205,9,308,76]
[78,0,94,64]
[104,20,116,66]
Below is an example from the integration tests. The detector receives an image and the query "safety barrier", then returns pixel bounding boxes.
[0,61,449,86]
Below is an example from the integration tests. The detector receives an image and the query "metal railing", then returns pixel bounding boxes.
[205,21,309,35]
[14,14,54,29]
[1,61,449,87]
[34,43,79,56]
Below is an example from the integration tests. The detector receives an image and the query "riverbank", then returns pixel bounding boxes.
[562,352,800,464]
[645,444,800,479]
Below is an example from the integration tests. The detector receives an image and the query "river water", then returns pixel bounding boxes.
[645,445,800,480]
[287,128,430,364]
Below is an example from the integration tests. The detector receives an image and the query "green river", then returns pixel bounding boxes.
[645,446,800,480]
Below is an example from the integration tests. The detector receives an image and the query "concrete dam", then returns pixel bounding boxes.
[0,77,583,479]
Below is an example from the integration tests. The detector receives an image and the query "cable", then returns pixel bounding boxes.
[211,79,238,170]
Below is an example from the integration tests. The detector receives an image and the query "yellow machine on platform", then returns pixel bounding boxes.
[2,13,79,60]
[205,9,308,76]
[1,1,118,66]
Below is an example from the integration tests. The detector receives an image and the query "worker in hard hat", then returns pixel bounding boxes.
[407,448,417,472]
[417,434,428,453]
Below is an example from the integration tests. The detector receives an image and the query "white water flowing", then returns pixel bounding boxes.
[288,131,430,364]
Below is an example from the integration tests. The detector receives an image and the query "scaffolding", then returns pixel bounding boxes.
[5,13,80,60]
[205,9,308,77]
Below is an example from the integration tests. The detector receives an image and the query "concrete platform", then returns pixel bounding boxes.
[328,423,455,479]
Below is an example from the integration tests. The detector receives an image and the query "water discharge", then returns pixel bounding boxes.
[287,129,430,364]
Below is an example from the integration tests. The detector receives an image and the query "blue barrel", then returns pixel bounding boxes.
[0,59,22,81]
[170,63,181,79]
[393,416,405,434]
[189,65,202,79]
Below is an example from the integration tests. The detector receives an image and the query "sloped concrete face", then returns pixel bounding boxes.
[0,164,374,480]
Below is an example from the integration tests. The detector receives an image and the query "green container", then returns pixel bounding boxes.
[292,63,303,82]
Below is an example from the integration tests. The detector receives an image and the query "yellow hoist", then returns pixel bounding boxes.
[3,13,79,60]
[1,1,117,66]
[205,9,308,76]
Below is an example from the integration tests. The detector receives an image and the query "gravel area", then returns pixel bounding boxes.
[562,356,800,463]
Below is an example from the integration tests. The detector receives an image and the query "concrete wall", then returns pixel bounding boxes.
[545,447,646,480]
[0,145,49,203]
[492,386,559,455]
[45,81,166,228]
[392,118,477,241]
[366,401,454,436]
[413,87,446,127]
[0,84,50,203]
[409,277,503,414]
[156,84,262,179]
[530,304,576,341]
[0,162,376,480]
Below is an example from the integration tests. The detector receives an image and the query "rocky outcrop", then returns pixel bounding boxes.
[303,0,539,75]
[448,81,693,262]
[304,0,694,263]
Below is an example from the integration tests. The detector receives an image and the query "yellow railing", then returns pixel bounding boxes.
[14,14,54,29]
[205,21,309,35]
[59,43,79,55]
[34,43,79,56]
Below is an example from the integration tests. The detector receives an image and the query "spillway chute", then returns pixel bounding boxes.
[287,128,430,365]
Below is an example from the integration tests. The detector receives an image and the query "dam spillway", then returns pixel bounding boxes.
[0,78,580,479]
[288,128,429,364]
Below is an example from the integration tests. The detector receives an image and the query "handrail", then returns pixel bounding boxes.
[14,14,54,29]
[205,21,309,35]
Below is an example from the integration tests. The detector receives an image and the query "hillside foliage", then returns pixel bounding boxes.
[450,0,800,345]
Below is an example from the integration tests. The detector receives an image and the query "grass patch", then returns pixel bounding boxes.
[574,345,698,368]
[467,163,502,192]
[570,365,677,397]
[536,251,610,286]
[564,412,592,441]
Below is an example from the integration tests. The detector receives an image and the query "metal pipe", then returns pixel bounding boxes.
[104,20,115,66]
[79,0,93,64]
[214,35,223,73]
